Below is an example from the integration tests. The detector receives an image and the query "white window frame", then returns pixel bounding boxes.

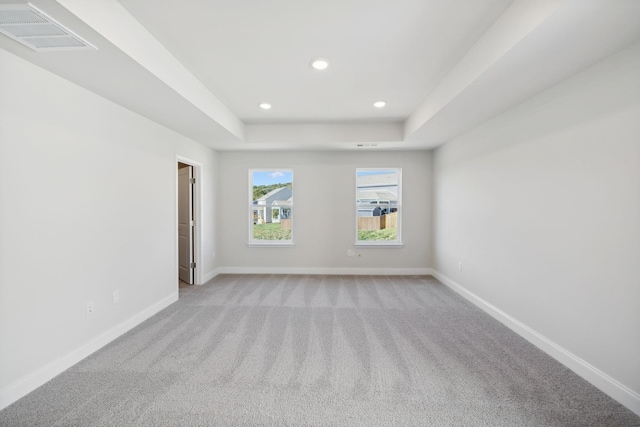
[355,168,403,248]
[248,169,294,247]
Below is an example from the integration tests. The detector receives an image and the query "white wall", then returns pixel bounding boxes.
[0,49,219,408]
[217,150,431,274]
[432,42,640,412]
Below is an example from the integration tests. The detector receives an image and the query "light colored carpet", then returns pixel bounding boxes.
[1,274,638,426]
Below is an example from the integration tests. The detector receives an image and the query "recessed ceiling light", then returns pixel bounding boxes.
[310,58,330,70]
[259,102,272,110]
[373,101,386,108]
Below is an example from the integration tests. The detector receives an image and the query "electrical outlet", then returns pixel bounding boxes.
[112,290,120,304]
[347,249,355,257]
[458,261,463,272]
[86,301,94,316]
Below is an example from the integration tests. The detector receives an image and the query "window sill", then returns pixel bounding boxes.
[354,242,404,248]
[247,242,295,248]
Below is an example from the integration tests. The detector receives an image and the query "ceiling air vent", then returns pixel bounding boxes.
[0,3,96,51]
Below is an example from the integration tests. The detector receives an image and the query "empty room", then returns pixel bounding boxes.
[0,0,639,425]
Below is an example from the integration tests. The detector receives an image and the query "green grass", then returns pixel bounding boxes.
[253,223,395,241]
[253,222,291,240]
[358,227,397,241]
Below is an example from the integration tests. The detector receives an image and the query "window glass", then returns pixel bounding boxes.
[356,168,401,244]
[250,170,293,244]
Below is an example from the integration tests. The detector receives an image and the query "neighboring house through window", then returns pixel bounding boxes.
[356,168,402,245]
[249,169,293,245]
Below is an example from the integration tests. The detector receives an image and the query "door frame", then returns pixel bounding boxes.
[176,156,202,286]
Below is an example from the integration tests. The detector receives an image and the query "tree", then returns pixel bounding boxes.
[253,182,292,200]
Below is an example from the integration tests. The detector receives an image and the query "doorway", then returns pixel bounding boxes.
[177,160,198,286]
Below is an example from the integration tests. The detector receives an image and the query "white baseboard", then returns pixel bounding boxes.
[431,269,640,417]
[200,268,220,284]
[0,292,178,411]
[217,267,433,276]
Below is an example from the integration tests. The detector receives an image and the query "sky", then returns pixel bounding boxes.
[252,169,394,185]
[356,169,397,177]
[252,170,293,186]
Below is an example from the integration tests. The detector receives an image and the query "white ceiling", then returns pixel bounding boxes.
[117,0,511,123]
[1,0,639,151]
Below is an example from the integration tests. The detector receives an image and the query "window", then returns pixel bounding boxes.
[249,169,293,245]
[356,168,402,246]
